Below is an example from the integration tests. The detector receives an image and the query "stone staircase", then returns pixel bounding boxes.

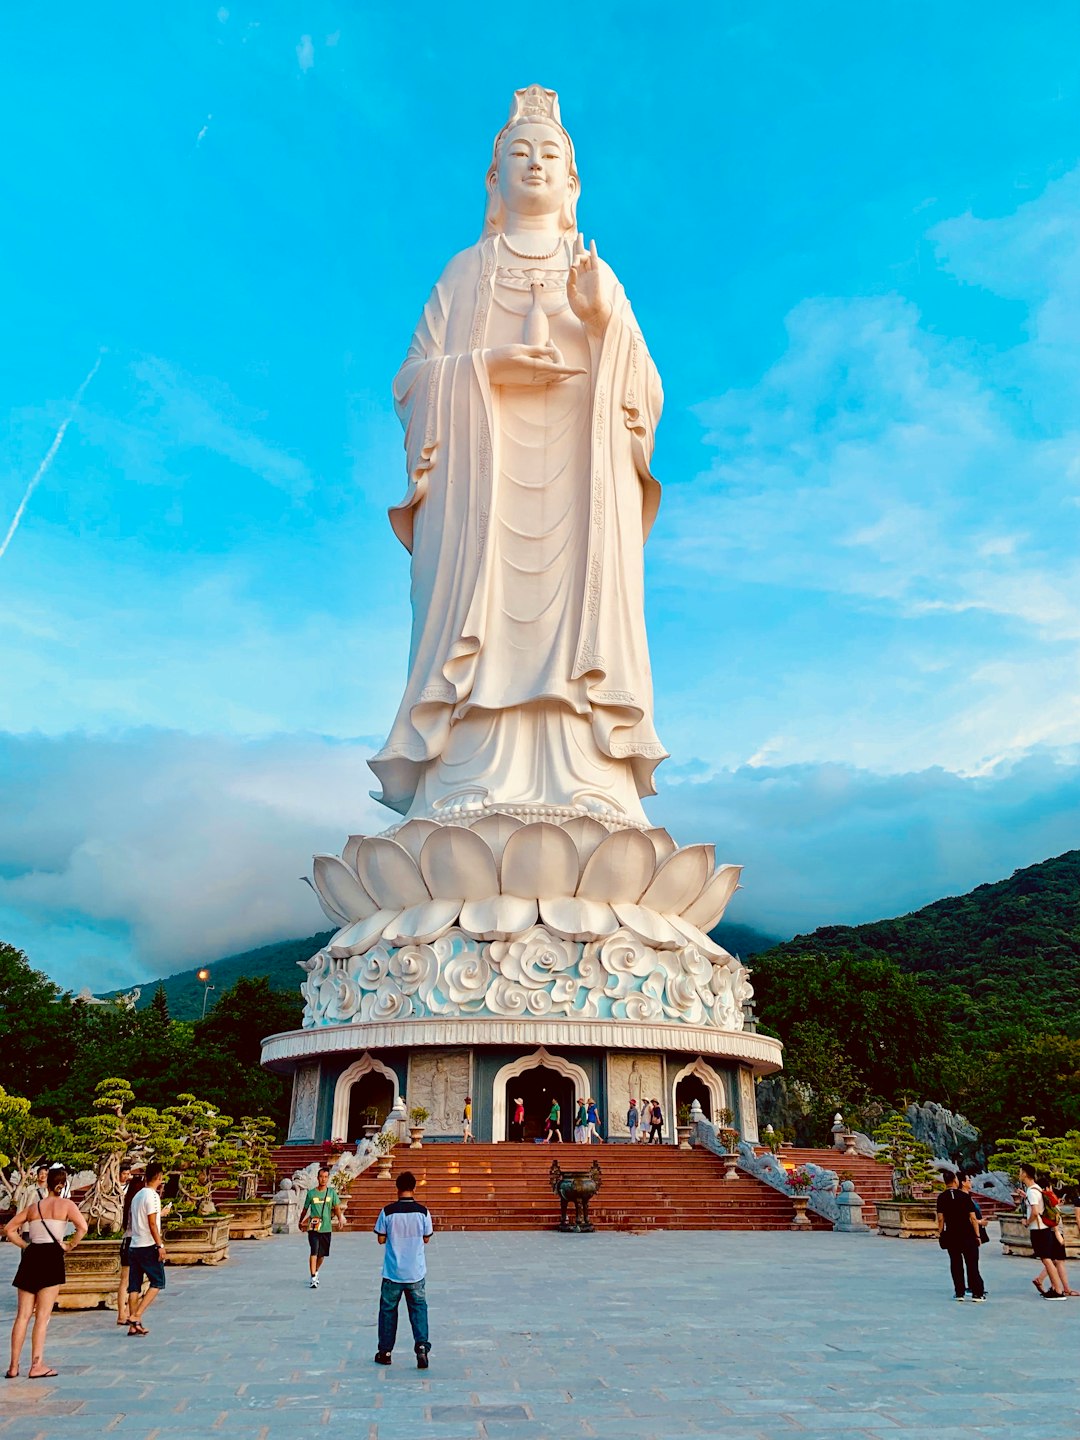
[270,1142,833,1233]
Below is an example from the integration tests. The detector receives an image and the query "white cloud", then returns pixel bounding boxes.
[296,34,314,72]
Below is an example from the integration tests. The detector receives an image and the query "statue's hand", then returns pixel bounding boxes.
[567,235,613,334]
[484,343,586,387]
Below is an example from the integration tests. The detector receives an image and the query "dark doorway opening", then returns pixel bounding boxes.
[508,1065,575,1142]
[346,1072,395,1142]
[675,1073,713,1122]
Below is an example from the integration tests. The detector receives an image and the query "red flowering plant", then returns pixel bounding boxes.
[784,1166,814,1193]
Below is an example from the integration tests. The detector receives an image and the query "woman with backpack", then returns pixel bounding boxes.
[648,1099,664,1144]
[1019,1163,1069,1299]
[4,1165,88,1378]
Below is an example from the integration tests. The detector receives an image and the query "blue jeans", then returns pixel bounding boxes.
[378,1277,429,1353]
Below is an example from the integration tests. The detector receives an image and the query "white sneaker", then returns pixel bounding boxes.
[310,1277,319,1288]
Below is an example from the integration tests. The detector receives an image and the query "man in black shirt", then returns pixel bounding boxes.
[935,1169,985,1301]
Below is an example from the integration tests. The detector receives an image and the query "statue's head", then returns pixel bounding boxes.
[484,85,579,236]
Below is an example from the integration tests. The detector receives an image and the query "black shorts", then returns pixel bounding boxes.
[127,1244,166,1294]
[1031,1226,1067,1261]
[308,1231,332,1258]
[12,1243,65,1294]
[119,1237,131,1266]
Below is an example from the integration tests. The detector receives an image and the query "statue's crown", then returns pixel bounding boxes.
[506,84,562,129]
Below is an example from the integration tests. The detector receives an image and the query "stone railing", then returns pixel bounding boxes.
[692,1118,841,1225]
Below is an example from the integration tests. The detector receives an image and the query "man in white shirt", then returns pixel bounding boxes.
[373,1170,433,1368]
[127,1162,168,1335]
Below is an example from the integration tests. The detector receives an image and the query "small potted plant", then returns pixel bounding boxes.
[374,1130,397,1180]
[408,1105,430,1149]
[676,1104,693,1150]
[872,1113,942,1238]
[716,1105,740,1152]
[361,1106,382,1141]
[783,1164,814,1229]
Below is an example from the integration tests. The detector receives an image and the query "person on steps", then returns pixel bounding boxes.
[648,1100,664,1144]
[627,1099,640,1146]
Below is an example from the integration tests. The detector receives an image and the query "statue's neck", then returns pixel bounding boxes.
[503,210,562,235]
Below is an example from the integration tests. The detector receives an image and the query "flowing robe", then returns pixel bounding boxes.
[369,236,667,823]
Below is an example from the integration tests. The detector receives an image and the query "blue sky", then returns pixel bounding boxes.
[3,4,1079,990]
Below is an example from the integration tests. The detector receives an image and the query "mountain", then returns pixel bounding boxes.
[759,849,1080,1038]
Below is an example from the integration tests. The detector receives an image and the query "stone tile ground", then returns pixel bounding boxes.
[1,1227,1077,1440]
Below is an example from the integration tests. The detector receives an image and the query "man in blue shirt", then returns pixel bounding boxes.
[373,1171,434,1368]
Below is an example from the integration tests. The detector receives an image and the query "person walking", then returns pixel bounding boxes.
[1019,1164,1069,1299]
[627,1099,640,1145]
[126,1162,168,1336]
[648,1100,664,1144]
[299,1166,344,1289]
[586,1099,604,1144]
[462,1097,475,1143]
[373,1170,433,1369]
[935,1170,985,1301]
[510,1097,525,1142]
[573,1099,588,1144]
[116,1163,140,1326]
[4,1166,87,1379]
[543,1099,562,1143]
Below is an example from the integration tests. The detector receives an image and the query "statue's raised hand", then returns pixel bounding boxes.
[567,235,613,334]
[484,342,586,387]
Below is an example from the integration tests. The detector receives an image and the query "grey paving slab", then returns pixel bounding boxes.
[0,1227,1078,1439]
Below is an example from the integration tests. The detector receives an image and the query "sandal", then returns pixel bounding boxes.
[127,1323,149,1336]
[4,1369,17,1379]
[28,1368,58,1379]
[1032,1278,1047,1295]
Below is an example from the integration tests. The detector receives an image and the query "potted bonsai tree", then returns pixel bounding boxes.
[361,1106,382,1141]
[67,1077,169,1309]
[676,1104,693,1150]
[872,1112,943,1238]
[219,1115,277,1239]
[374,1130,397,1180]
[408,1105,430,1149]
[157,1093,235,1264]
[990,1117,1080,1258]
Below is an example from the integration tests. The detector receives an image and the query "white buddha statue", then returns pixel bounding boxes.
[370,85,667,828]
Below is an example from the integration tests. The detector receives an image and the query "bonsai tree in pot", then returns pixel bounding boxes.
[159,1093,237,1219]
[408,1105,430,1149]
[716,1106,740,1154]
[0,1087,79,1215]
[75,1078,169,1236]
[990,1117,1080,1198]
[225,1115,277,1202]
[374,1130,397,1179]
[872,1112,943,1238]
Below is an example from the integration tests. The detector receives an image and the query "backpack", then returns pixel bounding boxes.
[1042,1187,1062,1228]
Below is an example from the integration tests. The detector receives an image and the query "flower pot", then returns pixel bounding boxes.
[721,1153,740,1182]
[56,1236,122,1311]
[164,1214,231,1265]
[875,1198,939,1239]
[676,1123,692,1150]
[789,1193,811,1230]
[999,1208,1080,1258]
[375,1156,393,1181]
[409,1126,425,1149]
[218,1198,274,1240]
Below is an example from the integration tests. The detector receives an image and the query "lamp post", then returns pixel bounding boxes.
[197,968,215,1019]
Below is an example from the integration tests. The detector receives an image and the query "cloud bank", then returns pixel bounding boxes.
[1,730,1076,991]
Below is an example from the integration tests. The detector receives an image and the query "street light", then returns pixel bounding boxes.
[197,968,215,1019]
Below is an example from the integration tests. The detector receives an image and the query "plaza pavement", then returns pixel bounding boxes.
[1,1225,1078,1440]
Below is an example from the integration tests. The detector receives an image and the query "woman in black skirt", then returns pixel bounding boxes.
[4,1166,88,1379]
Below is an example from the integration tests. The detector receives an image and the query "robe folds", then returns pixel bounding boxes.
[369,236,668,821]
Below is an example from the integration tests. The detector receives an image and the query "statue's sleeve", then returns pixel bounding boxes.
[597,265,663,538]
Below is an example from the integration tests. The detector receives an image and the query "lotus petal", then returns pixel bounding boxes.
[392,818,441,866]
[639,844,714,915]
[577,828,657,903]
[681,864,743,930]
[459,894,539,941]
[327,910,399,958]
[644,827,678,863]
[383,898,462,946]
[342,834,366,874]
[539,895,619,941]
[420,825,499,900]
[612,903,685,949]
[313,855,378,922]
[468,813,524,875]
[666,913,727,960]
[561,815,609,869]
[302,874,349,925]
[356,837,430,909]
[501,823,579,899]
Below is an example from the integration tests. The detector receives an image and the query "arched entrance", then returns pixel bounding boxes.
[670,1058,726,1135]
[491,1047,590,1143]
[331,1053,400,1141]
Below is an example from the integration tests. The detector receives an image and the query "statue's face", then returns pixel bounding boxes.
[496,122,571,220]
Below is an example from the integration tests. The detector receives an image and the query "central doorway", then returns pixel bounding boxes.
[346,1072,394,1141]
[507,1065,575,1142]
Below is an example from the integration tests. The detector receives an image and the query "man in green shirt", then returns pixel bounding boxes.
[299,1166,345,1289]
